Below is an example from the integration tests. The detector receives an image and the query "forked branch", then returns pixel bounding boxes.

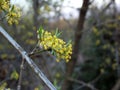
[0,26,56,90]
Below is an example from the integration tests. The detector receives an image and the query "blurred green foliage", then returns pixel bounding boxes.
[1,0,120,90]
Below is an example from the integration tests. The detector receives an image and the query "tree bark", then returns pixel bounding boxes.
[33,0,40,37]
[62,0,90,90]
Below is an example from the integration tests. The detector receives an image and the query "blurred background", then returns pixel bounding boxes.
[0,0,120,90]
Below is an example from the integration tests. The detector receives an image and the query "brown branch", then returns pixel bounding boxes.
[17,57,25,90]
[68,77,99,90]
[61,0,90,90]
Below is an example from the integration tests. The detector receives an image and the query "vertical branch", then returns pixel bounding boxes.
[62,0,90,90]
[33,0,39,29]
[33,0,40,38]
[17,57,25,90]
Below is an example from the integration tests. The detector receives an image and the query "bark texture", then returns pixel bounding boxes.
[33,0,39,29]
[62,0,90,90]
[33,0,40,38]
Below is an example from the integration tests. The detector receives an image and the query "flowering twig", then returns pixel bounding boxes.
[0,26,56,90]
[29,49,51,57]
[37,27,72,62]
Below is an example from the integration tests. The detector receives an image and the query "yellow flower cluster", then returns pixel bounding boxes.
[0,0,21,25]
[6,6,21,25]
[0,0,9,12]
[37,28,72,62]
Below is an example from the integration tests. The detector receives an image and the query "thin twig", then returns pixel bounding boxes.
[100,0,114,14]
[90,74,102,84]
[0,26,56,90]
[29,49,50,58]
[17,57,25,90]
[68,77,99,90]
[30,42,39,54]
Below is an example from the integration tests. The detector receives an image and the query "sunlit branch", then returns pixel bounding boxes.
[0,26,56,90]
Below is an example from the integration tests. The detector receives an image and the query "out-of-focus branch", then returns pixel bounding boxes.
[95,19,120,27]
[100,0,114,14]
[112,79,120,90]
[78,18,120,35]
[62,0,90,90]
[89,0,94,5]
[61,15,74,29]
[68,77,99,90]
[17,57,25,90]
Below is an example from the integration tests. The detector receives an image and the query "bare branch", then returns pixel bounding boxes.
[90,74,102,84]
[68,77,99,90]
[62,0,90,89]
[100,0,114,14]
[17,57,25,90]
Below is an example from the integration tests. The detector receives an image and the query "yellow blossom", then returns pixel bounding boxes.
[0,0,21,25]
[37,27,72,62]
